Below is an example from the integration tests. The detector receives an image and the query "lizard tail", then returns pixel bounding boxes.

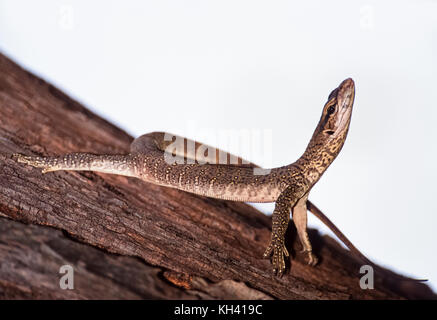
[306,200,428,282]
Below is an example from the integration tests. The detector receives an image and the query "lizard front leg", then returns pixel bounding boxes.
[263,184,303,276]
[293,194,318,266]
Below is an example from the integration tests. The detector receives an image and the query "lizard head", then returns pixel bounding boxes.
[298,78,356,180]
[318,78,355,139]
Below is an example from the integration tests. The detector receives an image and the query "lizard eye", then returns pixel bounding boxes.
[327,105,336,115]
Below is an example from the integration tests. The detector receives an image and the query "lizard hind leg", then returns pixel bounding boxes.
[13,154,60,173]
[293,194,318,266]
[130,132,259,167]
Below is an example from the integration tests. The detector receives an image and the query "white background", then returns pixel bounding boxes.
[1,0,436,291]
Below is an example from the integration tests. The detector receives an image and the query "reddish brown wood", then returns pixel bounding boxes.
[0,53,434,299]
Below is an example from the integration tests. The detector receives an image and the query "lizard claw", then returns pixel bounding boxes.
[262,242,274,259]
[12,153,25,162]
[302,250,318,267]
[13,153,55,173]
[263,240,289,277]
[13,153,39,166]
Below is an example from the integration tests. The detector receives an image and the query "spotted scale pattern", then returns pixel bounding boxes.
[14,78,355,276]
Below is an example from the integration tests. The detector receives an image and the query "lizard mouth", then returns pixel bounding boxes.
[336,78,355,129]
[338,78,355,108]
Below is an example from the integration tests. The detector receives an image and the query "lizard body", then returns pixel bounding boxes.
[14,79,357,276]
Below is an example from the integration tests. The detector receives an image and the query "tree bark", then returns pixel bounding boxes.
[0,53,434,300]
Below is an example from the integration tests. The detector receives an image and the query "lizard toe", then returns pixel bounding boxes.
[263,242,273,259]
[268,242,288,277]
[306,251,318,267]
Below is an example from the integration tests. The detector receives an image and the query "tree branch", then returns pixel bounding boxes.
[0,53,434,299]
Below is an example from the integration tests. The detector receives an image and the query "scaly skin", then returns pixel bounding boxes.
[14,78,355,276]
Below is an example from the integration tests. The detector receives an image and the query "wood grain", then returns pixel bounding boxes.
[0,53,434,299]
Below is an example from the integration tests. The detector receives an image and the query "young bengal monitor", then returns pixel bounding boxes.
[15,78,358,276]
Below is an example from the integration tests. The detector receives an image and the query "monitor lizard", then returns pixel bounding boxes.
[13,78,424,280]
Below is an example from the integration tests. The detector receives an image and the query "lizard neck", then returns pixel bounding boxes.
[294,121,351,186]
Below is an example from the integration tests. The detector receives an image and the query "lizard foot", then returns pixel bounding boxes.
[301,249,318,267]
[263,240,289,277]
[12,154,55,173]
